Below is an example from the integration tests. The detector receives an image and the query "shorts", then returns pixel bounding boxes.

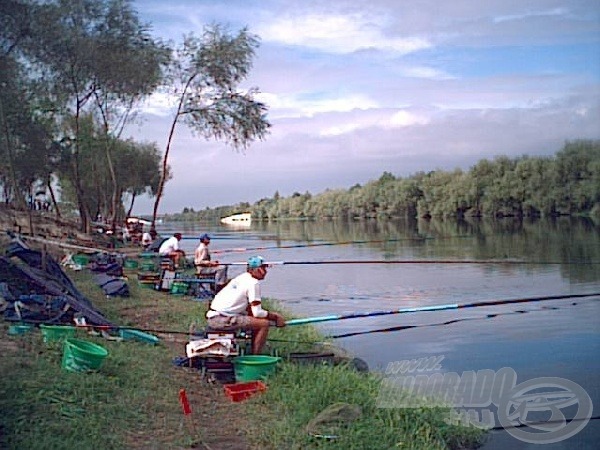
[207,315,253,330]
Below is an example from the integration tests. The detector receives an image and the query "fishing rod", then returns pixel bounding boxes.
[7,232,125,257]
[328,302,583,339]
[210,236,470,254]
[284,292,600,326]
[15,293,598,339]
[218,258,599,266]
[213,238,434,253]
[10,319,199,337]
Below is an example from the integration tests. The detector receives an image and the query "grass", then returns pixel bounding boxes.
[0,328,185,449]
[245,363,485,450]
[0,266,486,449]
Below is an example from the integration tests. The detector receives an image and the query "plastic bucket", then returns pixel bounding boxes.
[8,324,34,335]
[232,355,281,382]
[138,280,157,290]
[119,328,159,345]
[40,324,76,343]
[62,338,108,372]
[140,261,156,271]
[124,259,139,269]
[170,281,188,295]
[72,254,90,266]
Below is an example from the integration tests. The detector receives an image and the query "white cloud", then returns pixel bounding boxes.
[258,13,431,54]
[493,7,570,23]
[400,66,454,80]
[258,92,379,119]
[319,109,430,136]
[138,92,176,117]
[388,111,430,127]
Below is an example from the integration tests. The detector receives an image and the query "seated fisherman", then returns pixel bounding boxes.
[206,256,285,354]
[141,231,153,249]
[158,232,186,268]
[194,233,228,292]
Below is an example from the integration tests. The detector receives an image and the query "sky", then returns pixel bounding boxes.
[126,0,600,215]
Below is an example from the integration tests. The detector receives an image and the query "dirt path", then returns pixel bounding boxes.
[117,296,252,450]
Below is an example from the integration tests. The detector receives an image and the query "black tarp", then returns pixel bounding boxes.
[0,241,113,326]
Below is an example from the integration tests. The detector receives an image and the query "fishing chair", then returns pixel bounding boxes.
[159,257,175,271]
[186,327,253,382]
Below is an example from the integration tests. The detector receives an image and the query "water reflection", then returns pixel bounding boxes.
[160,217,599,447]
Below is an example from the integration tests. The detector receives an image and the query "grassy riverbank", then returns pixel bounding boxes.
[0,267,485,449]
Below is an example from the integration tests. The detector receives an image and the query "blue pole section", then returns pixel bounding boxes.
[285,303,460,326]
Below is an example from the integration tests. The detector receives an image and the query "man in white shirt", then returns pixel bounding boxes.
[141,231,153,249]
[194,233,228,292]
[206,256,285,354]
[158,233,186,268]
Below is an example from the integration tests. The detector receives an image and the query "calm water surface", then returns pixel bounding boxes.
[159,218,599,448]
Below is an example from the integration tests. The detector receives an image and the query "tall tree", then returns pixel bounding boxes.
[151,25,270,228]
[21,0,167,232]
[91,0,169,230]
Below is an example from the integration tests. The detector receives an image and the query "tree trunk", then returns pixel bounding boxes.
[152,77,192,228]
[47,178,61,218]
[152,112,180,228]
[126,191,136,218]
[0,97,26,210]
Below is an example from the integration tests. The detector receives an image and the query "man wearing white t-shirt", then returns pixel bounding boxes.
[206,255,285,354]
[158,233,186,268]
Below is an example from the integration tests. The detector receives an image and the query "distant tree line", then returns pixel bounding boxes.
[1,0,268,232]
[171,140,599,221]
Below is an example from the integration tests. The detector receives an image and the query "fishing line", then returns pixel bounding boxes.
[8,319,195,336]
[284,292,600,326]
[6,232,125,256]
[13,294,598,338]
[218,258,599,266]
[327,302,585,339]
[188,236,473,254]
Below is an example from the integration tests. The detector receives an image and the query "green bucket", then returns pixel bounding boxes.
[170,281,188,295]
[140,261,156,271]
[62,338,108,373]
[124,259,139,269]
[8,324,34,335]
[232,355,281,382]
[40,324,76,343]
[72,254,91,266]
[119,328,160,345]
[138,280,157,290]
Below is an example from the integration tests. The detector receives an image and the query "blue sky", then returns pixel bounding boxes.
[125,0,600,214]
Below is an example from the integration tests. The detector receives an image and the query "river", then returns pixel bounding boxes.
[158,217,599,449]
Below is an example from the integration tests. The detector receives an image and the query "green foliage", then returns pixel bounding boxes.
[0,0,168,230]
[151,24,270,227]
[186,141,599,221]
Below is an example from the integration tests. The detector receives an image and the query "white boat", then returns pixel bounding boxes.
[126,217,152,227]
[220,212,252,227]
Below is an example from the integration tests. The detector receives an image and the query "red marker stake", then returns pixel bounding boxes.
[179,388,195,440]
[179,389,192,415]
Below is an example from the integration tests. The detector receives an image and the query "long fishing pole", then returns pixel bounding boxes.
[16,293,598,337]
[179,236,471,255]
[11,319,198,336]
[219,258,599,266]
[284,292,600,326]
[328,302,581,339]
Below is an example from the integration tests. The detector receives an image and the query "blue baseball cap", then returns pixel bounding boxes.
[247,255,266,269]
[199,233,210,241]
